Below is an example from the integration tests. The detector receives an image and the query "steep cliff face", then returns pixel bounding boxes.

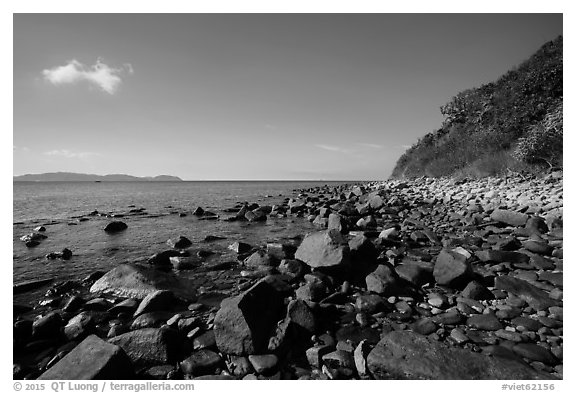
[391,36,562,179]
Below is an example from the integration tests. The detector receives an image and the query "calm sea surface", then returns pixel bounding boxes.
[13,181,354,303]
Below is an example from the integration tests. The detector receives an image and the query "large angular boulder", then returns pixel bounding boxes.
[295,229,350,268]
[38,335,133,379]
[214,276,286,355]
[494,276,560,311]
[365,264,399,295]
[90,263,197,300]
[108,328,178,368]
[367,331,550,379]
[133,290,175,317]
[433,249,473,287]
[490,209,529,227]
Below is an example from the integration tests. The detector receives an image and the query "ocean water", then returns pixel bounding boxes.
[13,181,353,304]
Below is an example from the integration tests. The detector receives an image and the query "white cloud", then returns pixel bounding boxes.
[356,143,383,149]
[42,59,133,94]
[44,149,100,159]
[314,144,352,154]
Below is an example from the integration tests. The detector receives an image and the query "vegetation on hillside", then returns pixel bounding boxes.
[391,36,563,179]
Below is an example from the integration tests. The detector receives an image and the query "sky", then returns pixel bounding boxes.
[13,13,563,180]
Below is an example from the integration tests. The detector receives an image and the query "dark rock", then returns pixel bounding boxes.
[286,299,316,335]
[295,282,326,302]
[461,281,494,300]
[134,290,175,317]
[244,250,277,268]
[365,263,399,295]
[355,294,387,314]
[226,355,254,377]
[228,242,252,254]
[335,325,380,346]
[13,278,54,294]
[433,249,472,287]
[245,210,267,222]
[83,298,111,311]
[64,311,94,340]
[494,276,560,311]
[475,250,530,264]
[104,221,128,233]
[511,317,542,332]
[167,236,192,249]
[141,365,176,380]
[38,335,133,379]
[90,263,197,300]
[32,312,62,339]
[513,343,558,365]
[278,259,305,280]
[322,350,355,369]
[367,331,549,379]
[108,328,178,368]
[248,354,278,374]
[180,350,222,376]
[213,276,285,355]
[204,235,226,242]
[395,262,434,287]
[193,331,216,350]
[148,250,181,266]
[108,298,139,315]
[170,256,200,270]
[294,229,350,268]
[192,207,205,216]
[131,311,173,330]
[490,209,529,227]
[431,310,464,325]
[61,248,73,260]
[523,240,553,255]
[466,314,503,331]
[411,318,437,335]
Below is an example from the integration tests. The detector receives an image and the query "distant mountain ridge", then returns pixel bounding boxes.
[13,172,183,182]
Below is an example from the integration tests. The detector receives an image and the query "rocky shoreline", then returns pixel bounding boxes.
[13,171,563,380]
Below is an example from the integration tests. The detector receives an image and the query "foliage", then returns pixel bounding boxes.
[391,36,563,178]
[513,102,563,167]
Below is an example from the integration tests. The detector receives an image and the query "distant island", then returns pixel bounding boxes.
[13,172,183,182]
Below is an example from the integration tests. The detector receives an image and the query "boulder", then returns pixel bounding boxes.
[228,241,252,254]
[367,331,550,379]
[148,250,181,266]
[104,221,128,233]
[294,229,350,268]
[461,281,494,300]
[38,335,133,379]
[167,236,192,249]
[490,209,529,227]
[108,328,178,368]
[433,249,472,287]
[180,350,222,376]
[494,276,560,311]
[32,311,62,339]
[365,264,399,295]
[90,263,197,300]
[327,213,347,233]
[64,311,94,340]
[244,250,277,268]
[133,290,175,317]
[213,276,286,355]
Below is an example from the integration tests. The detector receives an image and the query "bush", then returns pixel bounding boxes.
[391,36,563,179]
[513,102,563,168]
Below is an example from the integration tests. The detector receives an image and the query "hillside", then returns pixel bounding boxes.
[391,36,563,179]
[13,172,183,182]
